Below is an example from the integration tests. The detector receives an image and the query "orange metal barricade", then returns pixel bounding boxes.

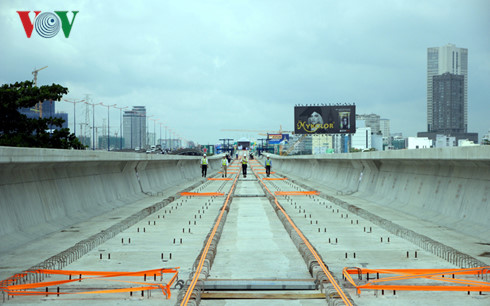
[180,192,224,196]
[274,191,319,196]
[343,267,490,295]
[1,268,179,299]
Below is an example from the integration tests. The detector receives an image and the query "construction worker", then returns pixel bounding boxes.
[241,153,248,178]
[221,155,229,178]
[201,153,208,177]
[264,154,272,177]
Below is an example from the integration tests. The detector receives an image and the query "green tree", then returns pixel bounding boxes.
[0,81,85,149]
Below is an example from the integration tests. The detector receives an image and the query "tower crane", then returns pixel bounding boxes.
[32,66,48,87]
[32,66,48,118]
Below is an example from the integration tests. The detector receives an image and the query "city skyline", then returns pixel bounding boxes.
[1,1,489,145]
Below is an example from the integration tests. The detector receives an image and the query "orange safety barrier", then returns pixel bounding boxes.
[180,171,240,305]
[343,267,490,295]
[257,171,276,175]
[251,168,352,305]
[207,178,232,181]
[180,192,224,196]
[274,191,319,196]
[1,268,179,299]
[263,178,287,181]
[218,171,238,174]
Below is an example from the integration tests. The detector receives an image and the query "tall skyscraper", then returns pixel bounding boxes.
[123,106,146,149]
[426,43,467,132]
[419,43,477,143]
[432,72,464,134]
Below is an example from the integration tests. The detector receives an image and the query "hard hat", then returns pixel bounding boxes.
[267,154,270,157]
[204,153,206,156]
[244,153,246,156]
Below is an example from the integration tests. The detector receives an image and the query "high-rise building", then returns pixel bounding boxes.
[427,43,467,132]
[351,127,372,150]
[432,72,465,134]
[379,119,390,138]
[18,99,68,129]
[123,106,146,149]
[311,134,333,154]
[356,114,381,134]
[419,43,477,143]
[380,119,390,146]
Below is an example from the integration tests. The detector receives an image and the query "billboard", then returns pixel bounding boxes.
[268,133,289,145]
[201,145,214,155]
[294,105,356,134]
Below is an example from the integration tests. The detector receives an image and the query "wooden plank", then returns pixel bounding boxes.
[201,292,325,299]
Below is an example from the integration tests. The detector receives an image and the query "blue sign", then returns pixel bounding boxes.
[268,134,289,145]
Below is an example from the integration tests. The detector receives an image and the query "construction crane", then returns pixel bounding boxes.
[32,66,48,87]
[32,66,48,118]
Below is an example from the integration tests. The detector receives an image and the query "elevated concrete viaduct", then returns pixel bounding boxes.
[0,146,489,305]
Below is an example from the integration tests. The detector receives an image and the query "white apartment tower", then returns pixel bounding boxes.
[123,106,147,149]
[427,43,468,132]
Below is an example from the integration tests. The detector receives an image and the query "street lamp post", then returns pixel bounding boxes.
[63,99,85,135]
[146,115,154,148]
[165,125,168,150]
[158,122,162,149]
[168,128,172,151]
[84,101,97,150]
[149,118,159,147]
[100,103,116,151]
[139,113,143,149]
[131,111,134,149]
[114,105,128,150]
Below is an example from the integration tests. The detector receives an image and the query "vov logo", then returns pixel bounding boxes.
[17,11,79,38]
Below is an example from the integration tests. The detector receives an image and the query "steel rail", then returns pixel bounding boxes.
[251,161,353,306]
[179,165,239,305]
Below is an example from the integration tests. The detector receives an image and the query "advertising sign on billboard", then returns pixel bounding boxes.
[268,133,289,144]
[294,105,356,134]
[201,145,215,155]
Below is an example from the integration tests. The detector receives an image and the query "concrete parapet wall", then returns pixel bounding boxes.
[0,147,221,254]
[272,146,490,240]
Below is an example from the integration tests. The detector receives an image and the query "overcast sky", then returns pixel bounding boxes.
[1,0,489,145]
